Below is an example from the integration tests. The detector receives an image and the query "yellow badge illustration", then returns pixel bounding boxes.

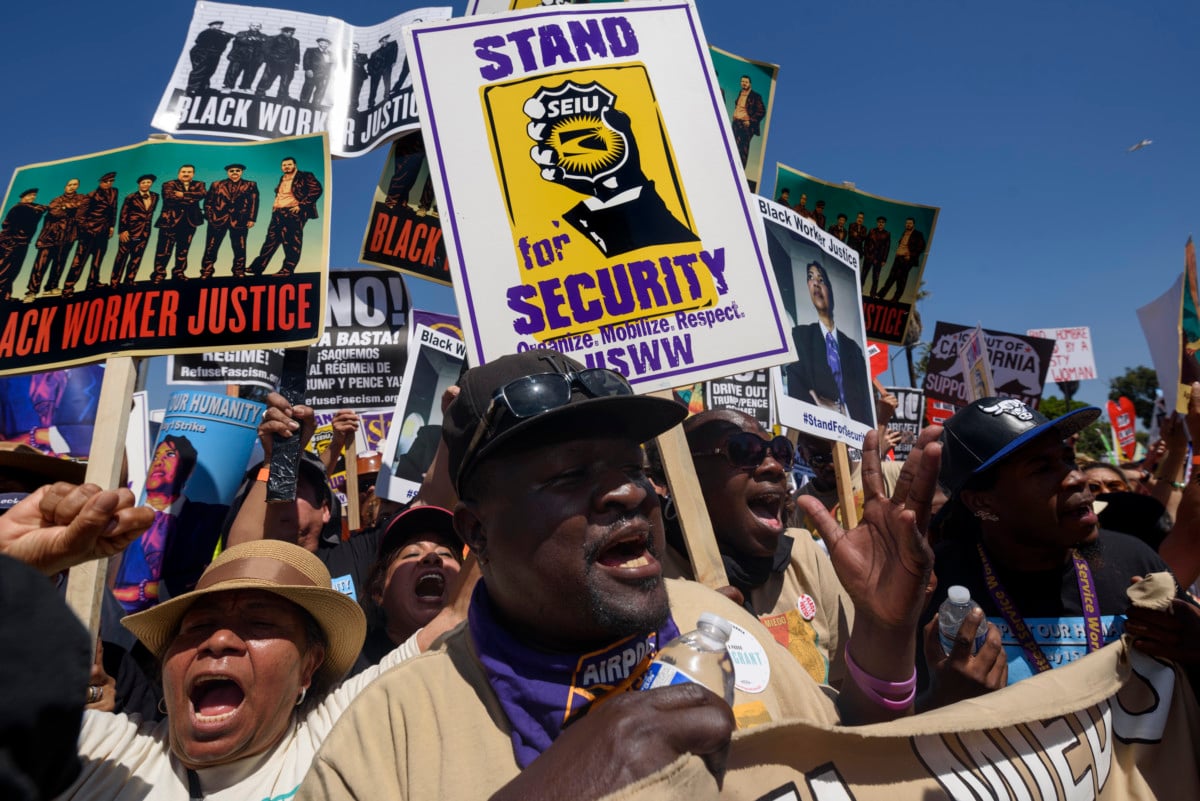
[484,66,722,345]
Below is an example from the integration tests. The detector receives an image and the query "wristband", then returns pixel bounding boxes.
[1172,481,1187,490]
[256,466,271,483]
[843,642,916,711]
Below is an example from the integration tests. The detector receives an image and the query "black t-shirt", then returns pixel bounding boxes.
[921,529,1176,685]
[317,526,383,604]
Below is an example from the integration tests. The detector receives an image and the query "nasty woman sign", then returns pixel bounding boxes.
[404,0,795,391]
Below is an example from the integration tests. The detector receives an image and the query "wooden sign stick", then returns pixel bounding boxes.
[832,440,858,529]
[66,356,138,637]
[344,431,360,533]
[651,391,728,590]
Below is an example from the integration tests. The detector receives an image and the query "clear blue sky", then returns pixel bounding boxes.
[3,0,1195,419]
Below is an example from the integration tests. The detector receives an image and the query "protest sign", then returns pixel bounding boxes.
[705,370,772,428]
[0,134,329,376]
[1136,273,1184,412]
[379,319,465,503]
[885,385,923,461]
[867,339,889,380]
[709,46,778,194]
[305,269,409,412]
[1180,237,1200,410]
[359,134,449,284]
[1108,396,1137,461]
[167,268,408,397]
[112,390,264,613]
[168,348,285,389]
[715,645,1199,800]
[151,2,451,158]
[0,364,104,457]
[958,323,995,402]
[924,322,1056,408]
[762,198,875,448]
[468,0,624,12]
[405,1,795,392]
[1026,326,1097,384]
[774,165,939,347]
[926,395,957,426]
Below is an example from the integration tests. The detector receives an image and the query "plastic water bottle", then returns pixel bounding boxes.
[639,612,736,706]
[938,585,987,655]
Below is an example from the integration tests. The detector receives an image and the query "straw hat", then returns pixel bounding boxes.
[122,540,366,689]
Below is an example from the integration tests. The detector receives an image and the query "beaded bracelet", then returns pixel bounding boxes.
[843,643,916,711]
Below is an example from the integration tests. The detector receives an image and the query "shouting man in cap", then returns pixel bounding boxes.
[923,397,1196,691]
[302,351,946,800]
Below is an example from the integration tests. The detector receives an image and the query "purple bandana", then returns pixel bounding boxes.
[468,580,681,768]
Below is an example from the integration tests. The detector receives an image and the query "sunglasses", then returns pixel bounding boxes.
[460,369,634,479]
[692,432,794,470]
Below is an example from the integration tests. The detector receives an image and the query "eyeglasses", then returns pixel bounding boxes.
[692,432,794,470]
[460,369,634,480]
[804,451,833,467]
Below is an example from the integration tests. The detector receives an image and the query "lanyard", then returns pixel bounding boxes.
[976,542,1103,673]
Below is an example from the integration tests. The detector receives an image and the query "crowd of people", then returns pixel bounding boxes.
[0,351,1198,799]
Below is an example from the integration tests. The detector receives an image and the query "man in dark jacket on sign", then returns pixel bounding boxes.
[256,26,301,100]
[248,156,322,278]
[186,20,234,94]
[151,165,205,283]
[63,172,118,296]
[201,164,259,278]
[110,175,158,286]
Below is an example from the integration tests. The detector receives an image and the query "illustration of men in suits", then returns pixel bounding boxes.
[349,43,369,111]
[201,164,259,278]
[152,165,206,283]
[846,211,868,265]
[23,178,85,300]
[63,172,118,296]
[248,157,323,277]
[223,22,267,91]
[256,26,300,100]
[876,217,927,302]
[0,189,46,301]
[730,75,765,168]
[300,38,333,105]
[111,175,158,286]
[862,215,891,296]
[785,260,872,425]
[367,34,398,108]
[186,20,234,94]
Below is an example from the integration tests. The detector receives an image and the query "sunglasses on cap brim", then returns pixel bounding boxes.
[461,368,634,474]
[692,431,795,470]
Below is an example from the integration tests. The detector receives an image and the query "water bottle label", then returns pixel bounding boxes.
[728,623,770,694]
[640,661,701,691]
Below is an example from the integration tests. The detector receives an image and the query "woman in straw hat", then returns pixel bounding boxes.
[56,538,425,801]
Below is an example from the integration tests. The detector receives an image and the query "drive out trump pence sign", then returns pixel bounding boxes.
[404,0,795,391]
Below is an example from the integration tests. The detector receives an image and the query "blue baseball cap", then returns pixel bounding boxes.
[939,397,1100,495]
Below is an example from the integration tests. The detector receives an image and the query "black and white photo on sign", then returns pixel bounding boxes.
[377,323,465,503]
[151,1,449,157]
[761,199,875,448]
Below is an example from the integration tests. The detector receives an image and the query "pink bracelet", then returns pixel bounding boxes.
[843,643,916,711]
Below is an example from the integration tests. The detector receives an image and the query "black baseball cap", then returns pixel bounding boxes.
[939,397,1100,496]
[442,351,686,494]
[379,505,461,560]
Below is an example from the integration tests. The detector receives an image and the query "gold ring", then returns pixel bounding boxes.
[87,684,103,704]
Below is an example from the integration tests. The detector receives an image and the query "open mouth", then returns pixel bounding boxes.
[748,491,785,529]
[413,571,446,601]
[596,531,653,570]
[189,674,245,723]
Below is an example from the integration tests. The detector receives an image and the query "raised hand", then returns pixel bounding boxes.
[799,426,941,633]
[0,483,155,576]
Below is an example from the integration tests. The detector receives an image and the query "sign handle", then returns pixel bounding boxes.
[832,440,858,529]
[66,356,138,636]
[345,432,361,533]
[651,391,728,590]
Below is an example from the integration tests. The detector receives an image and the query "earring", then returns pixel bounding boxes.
[973,510,999,522]
[157,697,168,716]
[663,496,677,521]
[295,687,307,707]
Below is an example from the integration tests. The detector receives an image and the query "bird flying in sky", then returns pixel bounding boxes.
[1128,139,1153,152]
